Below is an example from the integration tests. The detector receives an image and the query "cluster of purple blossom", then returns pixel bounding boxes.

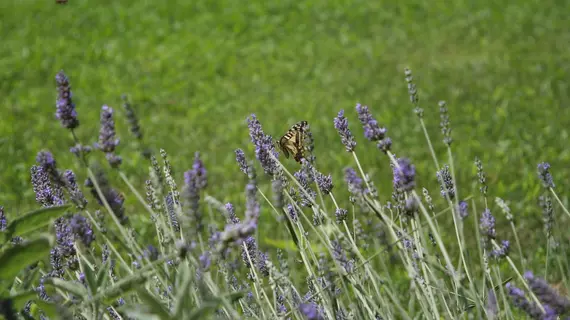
[506,271,570,319]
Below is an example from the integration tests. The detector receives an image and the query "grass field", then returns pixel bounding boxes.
[2,1,570,318]
[2,0,569,218]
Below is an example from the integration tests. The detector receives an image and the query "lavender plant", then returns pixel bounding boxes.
[2,68,570,320]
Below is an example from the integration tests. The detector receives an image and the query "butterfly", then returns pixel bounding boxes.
[277,120,309,163]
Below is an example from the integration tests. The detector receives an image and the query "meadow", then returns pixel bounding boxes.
[1,0,570,319]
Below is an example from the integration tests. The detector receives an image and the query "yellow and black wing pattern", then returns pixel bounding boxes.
[278,121,308,163]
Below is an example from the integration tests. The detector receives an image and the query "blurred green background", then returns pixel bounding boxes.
[1,0,569,243]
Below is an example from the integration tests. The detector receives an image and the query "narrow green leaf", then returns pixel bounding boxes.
[96,272,148,304]
[96,261,111,290]
[281,210,300,249]
[263,237,299,251]
[188,301,219,320]
[119,306,163,320]
[20,265,41,290]
[5,205,70,239]
[4,290,37,310]
[173,263,192,318]
[80,257,97,296]
[136,289,171,319]
[0,234,54,281]
[218,290,246,304]
[188,291,247,320]
[43,277,88,301]
[34,300,59,319]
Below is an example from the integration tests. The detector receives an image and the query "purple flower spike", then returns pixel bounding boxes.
[315,172,333,195]
[524,271,570,315]
[537,162,555,189]
[54,217,75,257]
[145,245,159,261]
[0,206,6,231]
[355,104,387,141]
[191,152,208,189]
[333,110,356,152]
[183,172,201,231]
[235,149,248,175]
[299,302,324,320]
[94,105,122,168]
[377,137,392,153]
[70,214,95,247]
[105,153,122,168]
[241,236,257,268]
[96,105,120,153]
[165,192,180,232]
[392,158,416,192]
[457,201,468,220]
[199,252,211,270]
[287,204,298,222]
[506,282,554,320]
[480,209,496,239]
[436,165,455,200]
[344,167,365,195]
[31,165,64,207]
[183,152,207,230]
[247,114,278,176]
[64,170,87,208]
[335,208,348,223]
[55,70,79,129]
[245,171,260,224]
[490,240,509,259]
[36,151,57,172]
[226,202,240,224]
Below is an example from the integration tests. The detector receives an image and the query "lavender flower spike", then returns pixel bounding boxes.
[70,214,95,247]
[524,271,570,315]
[95,105,122,167]
[191,152,208,189]
[36,150,57,174]
[392,158,416,192]
[299,302,324,320]
[247,114,278,176]
[355,104,393,153]
[506,282,555,319]
[64,170,87,208]
[315,171,333,195]
[334,110,356,152]
[183,152,208,231]
[226,202,240,224]
[457,201,469,220]
[490,240,509,259]
[0,206,6,231]
[235,149,248,175]
[480,209,496,239]
[355,104,387,141]
[537,162,555,189]
[245,166,260,225]
[96,106,119,153]
[31,165,64,207]
[335,208,348,223]
[55,70,79,129]
[344,167,365,195]
[436,165,455,200]
[183,170,201,231]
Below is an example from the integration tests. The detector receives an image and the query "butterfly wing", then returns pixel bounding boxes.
[292,128,305,163]
[278,135,291,158]
[278,121,308,163]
